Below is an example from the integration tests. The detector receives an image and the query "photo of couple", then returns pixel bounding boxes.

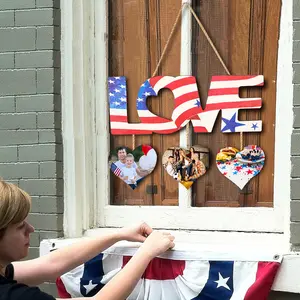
[109,145,157,189]
[162,146,209,185]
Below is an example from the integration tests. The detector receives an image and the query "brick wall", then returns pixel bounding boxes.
[0,0,62,295]
[291,0,300,250]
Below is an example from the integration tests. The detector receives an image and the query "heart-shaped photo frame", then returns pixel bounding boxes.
[109,145,157,190]
[162,146,209,189]
[216,145,265,189]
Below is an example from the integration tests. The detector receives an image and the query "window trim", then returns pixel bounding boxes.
[61,0,292,237]
[61,0,108,236]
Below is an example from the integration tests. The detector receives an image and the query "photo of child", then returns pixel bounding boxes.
[121,153,138,188]
[109,145,157,190]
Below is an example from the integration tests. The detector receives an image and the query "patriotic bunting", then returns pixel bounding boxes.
[56,251,281,299]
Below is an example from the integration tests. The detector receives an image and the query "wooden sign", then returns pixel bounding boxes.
[108,75,264,135]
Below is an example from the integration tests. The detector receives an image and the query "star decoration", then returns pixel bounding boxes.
[235,166,243,172]
[108,77,128,110]
[214,272,231,290]
[221,113,245,132]
[251,123,258,130]
[82,280,98,294]
[216,146,265,190]
[195,99,201,107]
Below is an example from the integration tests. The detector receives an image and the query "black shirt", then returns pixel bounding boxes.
[0,264,56,300]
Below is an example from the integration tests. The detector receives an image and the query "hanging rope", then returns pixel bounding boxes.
[132,134,135,150]
[185,4,230,76]
[137,2,244,150]
[132,4,185,149]
[152,3,187,77]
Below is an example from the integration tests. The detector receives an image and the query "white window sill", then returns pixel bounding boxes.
[40,229,299,294]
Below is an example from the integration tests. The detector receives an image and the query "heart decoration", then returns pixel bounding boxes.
[216,145,265,189]
[162,145,209,189]
[109,145,157,190]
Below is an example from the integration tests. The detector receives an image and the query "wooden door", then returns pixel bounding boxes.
[108,0,281,207]
[109,0,181,206]
[192,0,281,207]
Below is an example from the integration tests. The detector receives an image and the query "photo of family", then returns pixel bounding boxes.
[109,145,157,190]
[162,146,209,186]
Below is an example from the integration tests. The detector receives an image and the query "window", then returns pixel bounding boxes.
[109,0,280,207]
[61,0,292,236]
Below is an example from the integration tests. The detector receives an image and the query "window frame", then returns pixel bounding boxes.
[61,0,292,237]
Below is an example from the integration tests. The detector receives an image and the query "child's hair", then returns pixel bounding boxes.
[0,180,31,239]
[126,153,134,160]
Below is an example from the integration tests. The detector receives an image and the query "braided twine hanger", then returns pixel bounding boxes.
[132,2,243,150]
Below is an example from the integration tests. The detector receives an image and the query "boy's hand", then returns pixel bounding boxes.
[118,222,153,243]
[139,231,175,259]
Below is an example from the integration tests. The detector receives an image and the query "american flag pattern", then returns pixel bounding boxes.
[108,75,264,135]
[56,252,281,299]
[192,76,263,133]
[110,162,123,177]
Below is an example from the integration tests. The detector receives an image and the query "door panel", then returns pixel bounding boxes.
[192,0,280,207]
[108,0,280,207]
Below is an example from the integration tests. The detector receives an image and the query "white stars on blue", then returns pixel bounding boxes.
[108,76,128,110]
[136,79,157,110]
